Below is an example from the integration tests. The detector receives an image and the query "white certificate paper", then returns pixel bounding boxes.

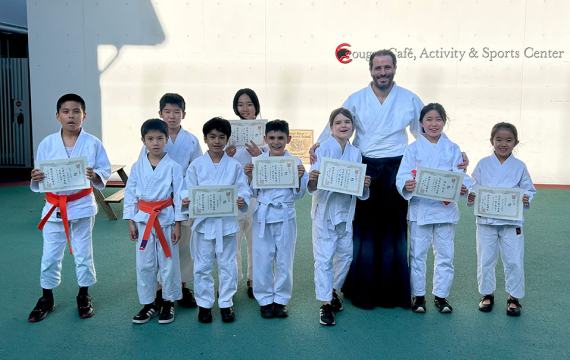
[252,156,299,189]
[188,185,238,218]
[317,157,367,197]
[474,186,524,221]
[412,166,465,202]
[36,156,89,192]
[229,120,267,149]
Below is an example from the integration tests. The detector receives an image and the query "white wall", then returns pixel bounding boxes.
[28,0,570,184]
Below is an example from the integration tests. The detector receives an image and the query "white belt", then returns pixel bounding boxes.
[256,196,293,241]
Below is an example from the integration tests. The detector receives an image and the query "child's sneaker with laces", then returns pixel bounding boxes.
[132,302,160,324]
[158,300,175,324]
[331,292,344,312]
[319,304,335,326]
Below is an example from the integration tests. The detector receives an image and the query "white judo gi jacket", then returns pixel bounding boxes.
[31,129,111,221]
[470,153,536,226]
[396,133,471,225]
[309,137,370,237]
[317,83,423,158]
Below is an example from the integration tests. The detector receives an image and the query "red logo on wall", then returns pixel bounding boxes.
[335,43,352,64]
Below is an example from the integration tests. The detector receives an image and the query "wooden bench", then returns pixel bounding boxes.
[94,165,128,220]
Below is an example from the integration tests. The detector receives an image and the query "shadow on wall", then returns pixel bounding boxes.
[28,0,165,148]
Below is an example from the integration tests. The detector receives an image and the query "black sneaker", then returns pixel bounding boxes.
[178,287,197,308]
[198,306,212,323]
[274,303,288,318]
[434,296,453,313]
[158,300,175,324]
[28,297,55,322]
[132,303,160,324]
[246,280,254,299]
[77,294,94,319]
[260,304,275,319]
[220,307,236,323]
[412,296,426,313]
[319,304,335,326]
[332,292,344,312]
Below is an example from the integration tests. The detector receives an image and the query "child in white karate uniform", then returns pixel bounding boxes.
[396,103,471,314]
[468,122,535,316]
[184,117,252,323]
[244,120,309,319]
[138,93,202,309]
[29,94,111,322]
[308,108,371,326]
[125,119,186,324]
[225,88,266,297]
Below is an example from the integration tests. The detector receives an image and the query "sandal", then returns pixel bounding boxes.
[478,294,494,312]
[506,297,522,317]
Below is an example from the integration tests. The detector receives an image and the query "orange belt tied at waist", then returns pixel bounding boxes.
[138,198,174,258]
[37,186,94,255]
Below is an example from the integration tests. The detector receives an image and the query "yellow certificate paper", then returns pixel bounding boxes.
[412,166,465,202]
[188,185,238,218]
[252,156,299,189]
[474,186,524,221]
[36,156,89,193]
[317,157,367,197]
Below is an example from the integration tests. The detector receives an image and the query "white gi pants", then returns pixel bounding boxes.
[236,199,255,282]
[476,224,525,298]
[409,221,455,298]
[40,216,96,289]
[192,232,238,309]
[158,220,193,284]
[312,220,353,302]
[252,220,297,306]
[136,223,182,304]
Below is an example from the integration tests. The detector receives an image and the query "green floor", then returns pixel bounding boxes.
[1,186,569,359]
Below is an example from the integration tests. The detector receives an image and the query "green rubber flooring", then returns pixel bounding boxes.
[1,186,568,359]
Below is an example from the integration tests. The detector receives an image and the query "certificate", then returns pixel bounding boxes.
[412,166,465,202]
[252,156,299,189]
[36,156,89,192]
[228,120,267,149]
[317,157,367,197]
[473,186,525,221]
[188,185,238,218]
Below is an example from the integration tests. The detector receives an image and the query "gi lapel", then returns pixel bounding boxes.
[358,84,399,151]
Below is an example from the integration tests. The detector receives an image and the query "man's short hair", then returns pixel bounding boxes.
[233,88,260,119]
[141,118,168,138]
[265,120,289,136]
[57,94,85,113]
[159,93,186,112]
[203,117,231,137]
[368,49,397,70]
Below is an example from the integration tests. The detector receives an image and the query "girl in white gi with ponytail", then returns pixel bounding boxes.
[308,108,371,326]
[396,103,471,314]
[467,122,535,317]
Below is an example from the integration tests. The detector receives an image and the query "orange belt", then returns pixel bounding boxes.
[37,186,93,254]
[138,198,174,258]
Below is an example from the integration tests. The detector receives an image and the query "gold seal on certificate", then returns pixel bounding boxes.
[412,166,465,203]
[317,157,367,197]
[228,120,267,149]
[36,156,89,193]
[252,156,299,189]
[473,186,525,221]
[188,185,238,218]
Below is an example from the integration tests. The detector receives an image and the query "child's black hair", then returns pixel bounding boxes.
[265,119,289,136]
[57,93,86,113]
[203,117,231,137]
[419,103,448,133]
[141,118,168,138]
[490,122,519,146]
[233,88,260,119]
[159,93,186,112]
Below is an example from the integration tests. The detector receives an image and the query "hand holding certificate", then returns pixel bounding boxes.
[252,156,299,189]
[317,157,367,197]
[36,156,90,192]
[228,120,267,149]
[473,186,524,221]
[412,166,465,203]
[188,185,238,218]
